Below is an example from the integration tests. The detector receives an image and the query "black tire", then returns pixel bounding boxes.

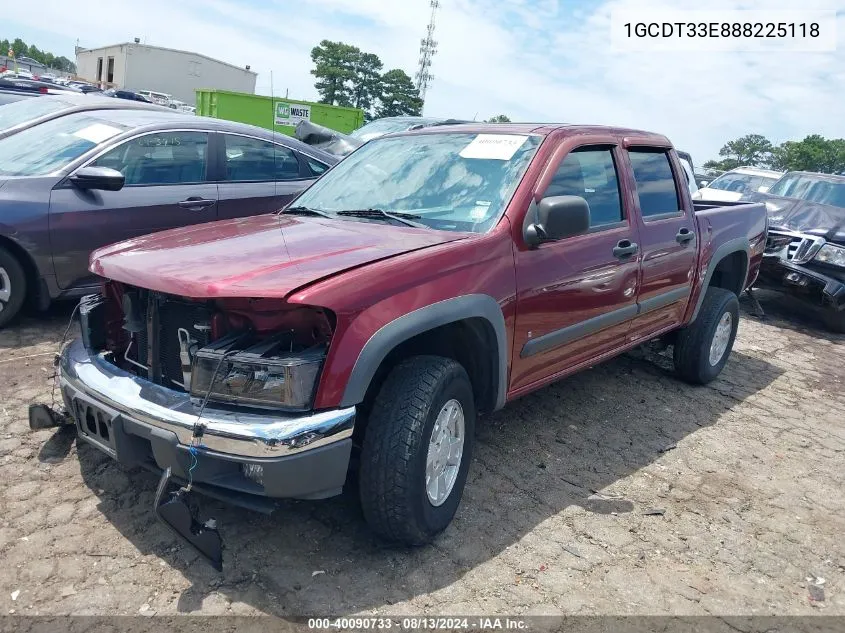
[822,310,845,334]
[0,247,26,328]
[673,287,739,385]
[359,356,475,545]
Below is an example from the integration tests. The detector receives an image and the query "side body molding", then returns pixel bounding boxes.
[340,294,509,410]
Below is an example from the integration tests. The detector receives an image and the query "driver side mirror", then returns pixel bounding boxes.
[757,185,770,193]
[69,166,125,192]
[524,195,591,248]
[699,180,709,188]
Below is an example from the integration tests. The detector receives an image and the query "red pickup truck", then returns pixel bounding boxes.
[53,124,767,562]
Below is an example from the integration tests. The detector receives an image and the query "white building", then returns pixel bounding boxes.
[75,41,257,104]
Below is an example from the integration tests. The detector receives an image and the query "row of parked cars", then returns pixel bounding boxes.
[0,71,194,108]
[684,163,845,332]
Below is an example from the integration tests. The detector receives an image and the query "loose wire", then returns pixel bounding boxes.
[50,302,81,412]
[186,348,241,492]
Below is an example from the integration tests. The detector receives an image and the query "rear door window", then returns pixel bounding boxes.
[627,150,682,218]
[222,134,303,182]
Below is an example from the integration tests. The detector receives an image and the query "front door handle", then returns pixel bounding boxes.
[676,228,695,244]
[613,240,639,259]
[178,197,216,210]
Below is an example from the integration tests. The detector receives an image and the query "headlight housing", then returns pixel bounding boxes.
[814,243,845,268]
[190,332,325,411]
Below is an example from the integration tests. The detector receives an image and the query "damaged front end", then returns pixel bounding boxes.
[54,282,356,569]
[94,281,336,403]
[760,229,845,330]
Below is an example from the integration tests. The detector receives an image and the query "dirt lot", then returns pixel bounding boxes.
[0,292,843,618]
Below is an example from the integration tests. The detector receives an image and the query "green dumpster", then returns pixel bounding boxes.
[195,89,364,137]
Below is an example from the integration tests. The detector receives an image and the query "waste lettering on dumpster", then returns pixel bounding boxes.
[275,101,311,127]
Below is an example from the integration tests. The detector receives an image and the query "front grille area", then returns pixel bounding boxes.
[765,231,825,264]
[71,396,116,455]
[159,301,212,390]
[118,291,212,393]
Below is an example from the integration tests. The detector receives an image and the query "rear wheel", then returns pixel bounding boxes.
[673,287,739,384]
[359,356,475,545]
[0,248,26,328]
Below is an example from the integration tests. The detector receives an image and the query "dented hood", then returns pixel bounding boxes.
[744,192,845,244]
[89,213,466,298]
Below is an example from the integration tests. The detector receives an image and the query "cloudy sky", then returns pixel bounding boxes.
[2,0,843,162]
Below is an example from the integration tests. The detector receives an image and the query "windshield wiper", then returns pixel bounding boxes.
[335,208,428,229]
[283,205,333,218]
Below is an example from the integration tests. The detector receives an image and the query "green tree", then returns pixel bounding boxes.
[486,114,511,123]
[54,56,76,73]
[0,40,9,56]
[43,52,55,68]
[713,133,774,170]
[350,51,383,114]
[770,135,845,174]
[310,40,358,107]
[11,38,27,58]
[27,45,42,63]
[701,160,726,171]
[376,69,423,117]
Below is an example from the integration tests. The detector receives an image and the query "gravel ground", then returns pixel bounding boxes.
[0,291,843,618]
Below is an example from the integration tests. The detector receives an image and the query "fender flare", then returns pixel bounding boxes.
[690,237,750,322]
[340,294,508,410]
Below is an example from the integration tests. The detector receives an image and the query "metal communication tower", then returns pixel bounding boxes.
[415,0,440,104]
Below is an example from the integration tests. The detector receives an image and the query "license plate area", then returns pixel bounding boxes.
[69,393,118,458]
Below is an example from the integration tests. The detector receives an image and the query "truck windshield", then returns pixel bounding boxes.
[291,132,542,233]
[350,118,440,140]
[768,173,845,209]
[707,172,779,194]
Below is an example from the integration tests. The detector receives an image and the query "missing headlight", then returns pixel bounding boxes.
[190,331,325,411]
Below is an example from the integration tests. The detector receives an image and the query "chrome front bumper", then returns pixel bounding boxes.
[59,338,355,459]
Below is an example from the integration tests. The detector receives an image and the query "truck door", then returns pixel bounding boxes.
[621,147,698,342]
[511,143,642,392]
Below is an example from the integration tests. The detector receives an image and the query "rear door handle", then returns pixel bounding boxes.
[676,228,695,244]
[612,240,639,259]
[178,197,216,210]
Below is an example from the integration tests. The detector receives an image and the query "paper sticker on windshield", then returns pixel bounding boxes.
[460,134,528,160]
[73,123,123,144]
[471,200,491,220]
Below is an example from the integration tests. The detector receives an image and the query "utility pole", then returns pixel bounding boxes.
[415,0,440,108]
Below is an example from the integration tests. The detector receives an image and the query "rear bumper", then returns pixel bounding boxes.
[757,257,845,312]
[59,338,355,504]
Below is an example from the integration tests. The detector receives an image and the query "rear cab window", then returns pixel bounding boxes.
[627,150,683,219]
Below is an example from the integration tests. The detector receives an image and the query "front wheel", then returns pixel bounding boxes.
[0,248,26,329]
[359,356,476,545]
[673,287,739,384]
